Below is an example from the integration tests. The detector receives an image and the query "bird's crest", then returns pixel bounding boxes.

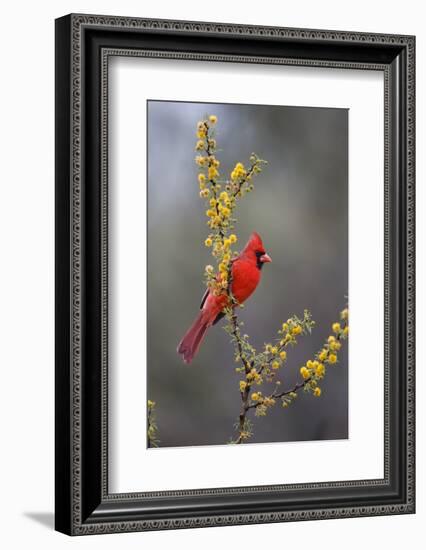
[244,232,265,253]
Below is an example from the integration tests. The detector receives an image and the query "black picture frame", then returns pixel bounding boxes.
[55,13,415,535]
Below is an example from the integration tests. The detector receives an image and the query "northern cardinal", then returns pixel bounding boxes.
[177,232,271,364]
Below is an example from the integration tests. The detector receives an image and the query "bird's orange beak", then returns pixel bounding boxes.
[260,253,272,263]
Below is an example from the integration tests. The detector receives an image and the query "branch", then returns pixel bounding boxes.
[147,400,160,448]
[246,378,311,411]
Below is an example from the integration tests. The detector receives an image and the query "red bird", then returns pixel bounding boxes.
[177,232,271,364]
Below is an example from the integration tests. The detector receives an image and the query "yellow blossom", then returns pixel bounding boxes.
[343,326,349,337]
[219,191,229,201]
[279,351,287,361]
[330,340,341,351]
[306,359,314,369]
[300,366,310,379]
[231,161,246,180]
[204,237,212,247]
[292,325,302,335]
[208,166,219,180]
[229,234,237,243]
[198,173,206,184]
[270,346,278,355]
[272,361,280,370]
[147,400,155,408]
[209,198,217,207]
[282,323,288,332]
[251,392,260,401]
[319,349,328,361]
[315,363,325,377]
[209,115,217,124]
[332,322,341,334]
[328,353,337,364]
[195,155,207,166]
[195,140,204,150]
[264,397,276,407]
[341,308,349,321]
[239,380,247,392]
[219,262,227,272]
[313,387,322,397]
[328,335,336,344]
[223,239,231,249]
[206,209,215,217]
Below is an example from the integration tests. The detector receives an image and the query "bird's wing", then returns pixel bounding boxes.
[199,281,226,326]
[199,288,209,309]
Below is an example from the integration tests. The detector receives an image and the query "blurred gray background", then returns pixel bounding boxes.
[147,100,348,447]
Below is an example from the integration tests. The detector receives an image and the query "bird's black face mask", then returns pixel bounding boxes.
[255,250,265,270]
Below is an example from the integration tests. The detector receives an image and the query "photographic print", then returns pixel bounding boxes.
[147,100,349,448]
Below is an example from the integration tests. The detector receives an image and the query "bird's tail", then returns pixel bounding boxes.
[177,311,210,364]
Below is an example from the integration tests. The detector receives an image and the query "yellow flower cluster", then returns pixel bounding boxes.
[147,399,159,447]
[246,367,262,385]
[300,366,310,379]
[300,359,325,381]
[196,121,208,139]
[263,396,276,407]
[254,394,276,417]
[279,317,306,346]
[250,391,276,416]
[195,155,208,167]
[231,162,247,181]
[252,312,313,393]
[317,314,349,367]
[298,308,349,398]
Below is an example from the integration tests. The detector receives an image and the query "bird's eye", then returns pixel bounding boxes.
[255,250,265,258]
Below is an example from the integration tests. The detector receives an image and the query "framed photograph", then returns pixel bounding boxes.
[55,14,415,535]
